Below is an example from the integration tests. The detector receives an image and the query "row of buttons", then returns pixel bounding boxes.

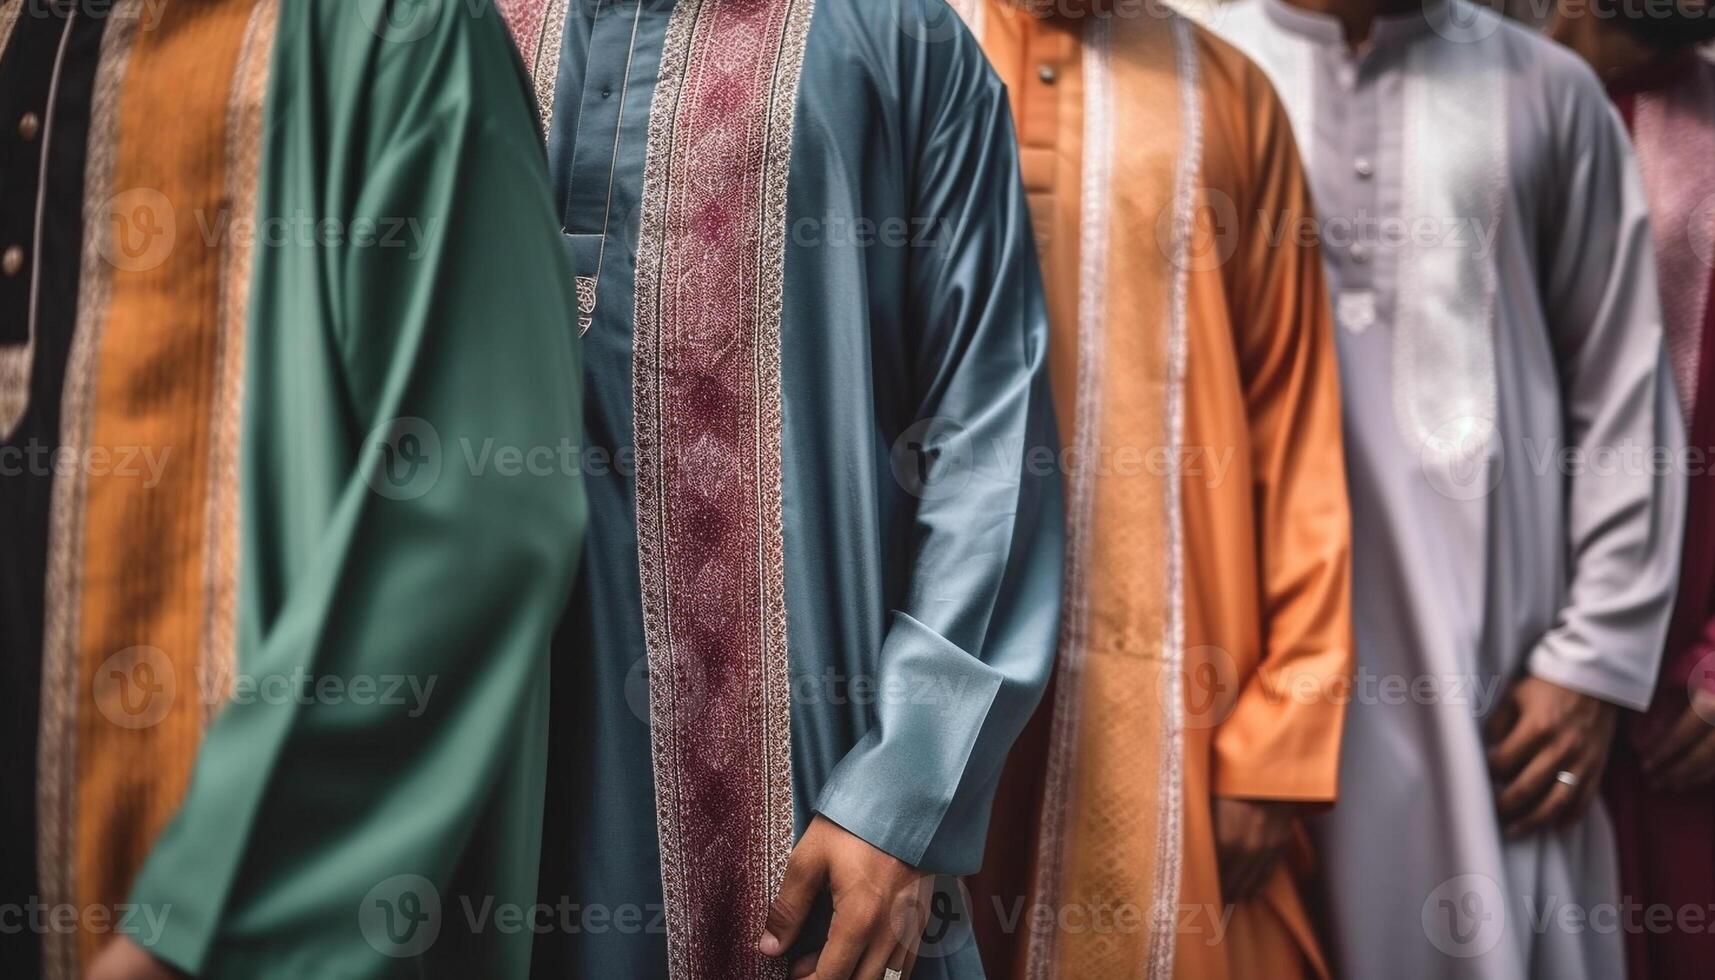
[5,113,41,278]
[4,111,39,278]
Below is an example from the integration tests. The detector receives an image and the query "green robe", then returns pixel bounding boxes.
[0,0,582,976]
[503,0,1063,976]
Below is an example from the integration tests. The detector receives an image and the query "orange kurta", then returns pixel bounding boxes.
[958,3,1354,977]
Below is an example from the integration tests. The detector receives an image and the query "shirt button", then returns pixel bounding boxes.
[1337,64,1357,88]
[18,112,40,142]
[2,246,24,277]
[601,85,613,99]
[1037,64,1058,84]
[1350,243,1371,264]
[1354,156,1374,178]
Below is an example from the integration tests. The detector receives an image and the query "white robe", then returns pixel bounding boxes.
[1215,1,1686,976]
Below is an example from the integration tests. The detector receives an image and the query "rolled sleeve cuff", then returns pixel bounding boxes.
[814,612,1004,875]
[1528,646,1655,713]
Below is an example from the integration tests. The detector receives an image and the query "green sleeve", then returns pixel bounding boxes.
[128,3,584,976]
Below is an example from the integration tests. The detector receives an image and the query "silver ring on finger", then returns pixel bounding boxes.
[1555,769,1579,788]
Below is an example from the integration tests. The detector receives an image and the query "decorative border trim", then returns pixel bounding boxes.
[0,0,21,58]
[37,4,145,978]
[531,0,568,138]
[498,0,569,138]
[1145,17,1199,980]
[200,0,278,717]
[1025,14,1111,980]
[632,0,812,975]
[1396,24,1502,463]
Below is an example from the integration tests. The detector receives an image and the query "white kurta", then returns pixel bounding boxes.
[1215,1,1686,976]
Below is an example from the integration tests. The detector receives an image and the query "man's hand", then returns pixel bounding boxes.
[88,937,181,980]
[1486,675,1616,838]
[1212,797,1306,904]
[1643,688,1715,793]
[760,815,933,980]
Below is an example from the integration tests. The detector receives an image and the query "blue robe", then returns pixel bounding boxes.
[504,0,1064,976]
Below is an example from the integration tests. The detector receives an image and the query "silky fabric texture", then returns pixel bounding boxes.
[1603,51,1715,980]
[504,0,1065,976]
[1217,1,1686,976]
[56,1,586,977]
[961,4,1351,979]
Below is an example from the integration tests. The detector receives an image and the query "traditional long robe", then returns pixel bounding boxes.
[498,0,1064,977]
[0,1,585,976]
[1601,49,1715,980]
[951,3,1353,978]
[1215,1,1686,976]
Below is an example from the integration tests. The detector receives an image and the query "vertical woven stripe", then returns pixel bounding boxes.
[631,0,814,975]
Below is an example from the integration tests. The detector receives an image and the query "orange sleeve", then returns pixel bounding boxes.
[1210,52,1355,803]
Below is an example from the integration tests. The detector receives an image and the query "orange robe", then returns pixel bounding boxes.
[955,3,1354,977]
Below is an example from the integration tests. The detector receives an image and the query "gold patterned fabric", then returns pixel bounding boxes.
[962,4,1353,978]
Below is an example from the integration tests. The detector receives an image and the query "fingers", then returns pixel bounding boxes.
[808,906,873,980]
[1507,771,1576,838]
[1494,739,1565,826]
[1557,760,1602,828]
[1223,847,1280,905]
[791,953,819,979]
[886,940,912,979]
[1482,693,1520,747]
[851,934,895,980]
[901,945,920,980]
[1486,709,1550,781]
[1654,726,1715,793]
[1217,853,1244,907]
[1643,704,1712,775]
[893,878,933,980]
[763,842,828,958]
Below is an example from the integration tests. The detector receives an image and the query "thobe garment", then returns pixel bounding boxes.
[1215,1,1687,977]
[0,0,586,976]
[951,3,1354,980]
[1601,50,1715,980]
[499,0,1065,978]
